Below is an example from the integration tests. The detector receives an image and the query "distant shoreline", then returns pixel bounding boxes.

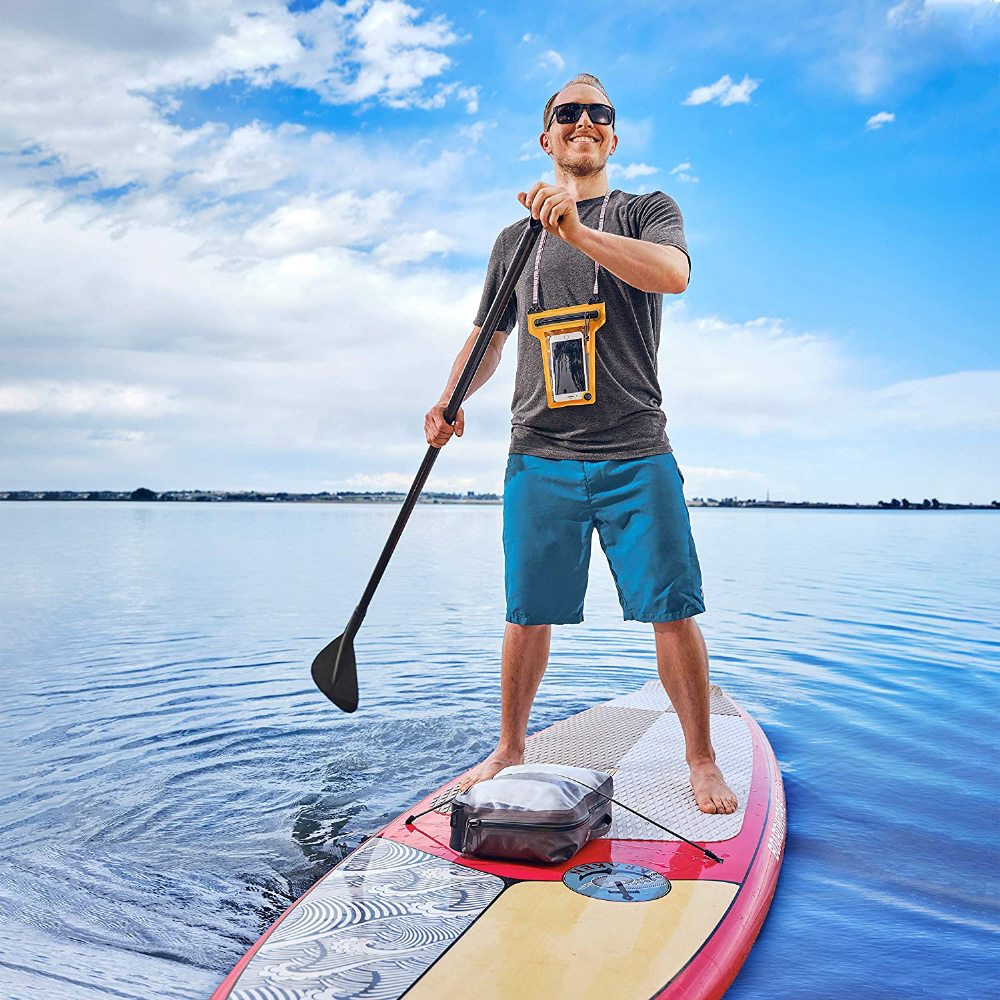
[3,490,997,511]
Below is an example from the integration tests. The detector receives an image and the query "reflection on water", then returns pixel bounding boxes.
[1,502,997,998]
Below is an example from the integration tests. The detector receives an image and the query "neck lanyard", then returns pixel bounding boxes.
[531,189,612,309]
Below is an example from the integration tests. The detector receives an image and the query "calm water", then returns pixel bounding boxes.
[1,502,997,999]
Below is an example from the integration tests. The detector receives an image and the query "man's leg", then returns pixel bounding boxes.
[457,623,551,791]
[653,617,738,815]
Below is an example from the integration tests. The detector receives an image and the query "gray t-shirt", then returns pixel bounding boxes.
[473,189,690,461]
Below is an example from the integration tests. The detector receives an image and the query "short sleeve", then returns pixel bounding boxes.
[634,191,691,285]
[473,230,518,334]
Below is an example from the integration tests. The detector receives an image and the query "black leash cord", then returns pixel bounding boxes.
[566,779,724,864]
[405,797,455,826]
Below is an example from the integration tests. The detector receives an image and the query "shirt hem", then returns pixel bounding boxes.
[508,442,674,462]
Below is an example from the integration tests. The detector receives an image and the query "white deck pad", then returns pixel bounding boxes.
[523,705,663,769]
[606,680,740,716]
[522,680,752,843]
[605,713,751,841]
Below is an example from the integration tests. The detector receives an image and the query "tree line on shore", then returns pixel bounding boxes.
[3,488,998,509]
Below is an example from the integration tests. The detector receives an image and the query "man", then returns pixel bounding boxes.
[424,74,737,815]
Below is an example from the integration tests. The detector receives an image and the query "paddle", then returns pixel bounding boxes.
[312,216,544,712]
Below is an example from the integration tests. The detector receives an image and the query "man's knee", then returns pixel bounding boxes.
[652,615,699,636]
[505,622,551,637]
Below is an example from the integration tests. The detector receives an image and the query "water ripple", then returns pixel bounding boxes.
[1,503,997,998]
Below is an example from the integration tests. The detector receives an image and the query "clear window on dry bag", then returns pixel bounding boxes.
[526,300,606,409]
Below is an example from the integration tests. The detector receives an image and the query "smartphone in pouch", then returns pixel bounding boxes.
[549,331,588,402]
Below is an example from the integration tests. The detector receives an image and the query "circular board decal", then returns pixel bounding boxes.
[562,861,672,902]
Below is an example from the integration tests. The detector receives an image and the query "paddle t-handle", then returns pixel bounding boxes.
[312,216,543,712]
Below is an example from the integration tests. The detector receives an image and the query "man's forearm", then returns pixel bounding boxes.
[438,329,504,405]
[569,228,689,294]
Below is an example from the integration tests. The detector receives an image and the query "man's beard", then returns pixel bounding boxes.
[553,149,607,178]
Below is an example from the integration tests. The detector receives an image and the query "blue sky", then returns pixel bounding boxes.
[0,0,997,502]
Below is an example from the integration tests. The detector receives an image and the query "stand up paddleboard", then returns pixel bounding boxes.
[211,681,785,1000]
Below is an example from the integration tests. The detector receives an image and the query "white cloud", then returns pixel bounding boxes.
[331,0,460,104]
[869,371,1000,431]
[87,429,147,444]
[0,381,180,417]
[662,311,850,437]
[607,162,659,180]
[457,85,481,114]
[0,105,482,271]
[866,111,897,129]
[668,161,699,183]
[373,228,458,265]
[0,185,482,458]
[683,74,760,107]
[0,0,473,196]
[2,179,995,498]
[242,191,402,256]
[659,306,1000,439]
[518,137,546,161]
[542,49,565,70]
[458,120,495,144]
[836,0,1000,97]
[889,0,997,27]
[187,122,306,197]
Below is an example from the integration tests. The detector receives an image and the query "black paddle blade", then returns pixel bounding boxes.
[311,632,359,713]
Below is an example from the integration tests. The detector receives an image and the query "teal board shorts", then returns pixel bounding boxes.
[503,452,706,626]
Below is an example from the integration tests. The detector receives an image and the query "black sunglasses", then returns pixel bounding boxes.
[547,102,615,129]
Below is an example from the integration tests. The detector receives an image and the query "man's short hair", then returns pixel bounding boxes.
[542,73,613,131]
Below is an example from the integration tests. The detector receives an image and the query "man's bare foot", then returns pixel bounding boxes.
[457,747,524,792]
[689,759,739,814]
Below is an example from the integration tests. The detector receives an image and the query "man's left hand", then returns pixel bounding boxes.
[518,183,583,244]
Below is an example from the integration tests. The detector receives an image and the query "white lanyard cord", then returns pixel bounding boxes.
[531,189,612,309]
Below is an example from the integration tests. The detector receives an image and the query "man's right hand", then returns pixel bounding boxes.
[424,401,464,447]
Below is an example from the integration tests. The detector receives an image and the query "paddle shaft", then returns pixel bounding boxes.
[343,217,542,638]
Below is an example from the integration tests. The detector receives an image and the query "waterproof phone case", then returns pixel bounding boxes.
[526,300,606,408]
